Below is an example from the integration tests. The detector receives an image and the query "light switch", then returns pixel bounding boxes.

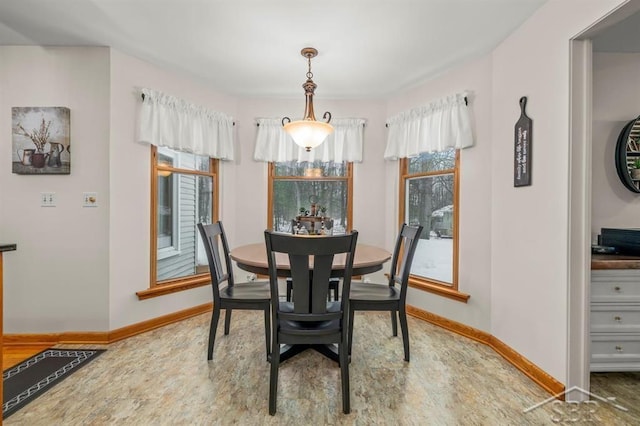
[41,192,56,207]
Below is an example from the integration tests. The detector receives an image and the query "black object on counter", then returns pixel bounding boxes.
[601,228,640,256]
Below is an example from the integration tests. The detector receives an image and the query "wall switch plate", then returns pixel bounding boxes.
[41,192,56,207]
[83,192,98,207]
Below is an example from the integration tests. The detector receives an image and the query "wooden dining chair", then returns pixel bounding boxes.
[197,222,271,361]
[287,219,339,302]
[264,230,358,415]
[348,223,423,362]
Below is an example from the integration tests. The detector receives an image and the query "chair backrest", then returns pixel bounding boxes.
[264,231,358,320]
[388,224,423,300]
[197,222,235,304]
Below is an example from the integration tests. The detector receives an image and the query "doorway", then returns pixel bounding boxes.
[568,0,640,396]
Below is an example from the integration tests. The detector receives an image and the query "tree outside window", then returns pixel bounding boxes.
[269,161,352,234]
[400,148,459,289]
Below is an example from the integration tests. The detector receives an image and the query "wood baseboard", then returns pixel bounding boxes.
[3,302,563,397]
[3,303,212,346]
[406,305,565,396]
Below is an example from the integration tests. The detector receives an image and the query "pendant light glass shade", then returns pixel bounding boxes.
[282,47,333,152]
[283,119,333,151]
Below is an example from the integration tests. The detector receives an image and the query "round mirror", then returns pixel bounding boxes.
[615,115,640,193]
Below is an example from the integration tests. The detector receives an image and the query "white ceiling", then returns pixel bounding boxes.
[0,0,548,99]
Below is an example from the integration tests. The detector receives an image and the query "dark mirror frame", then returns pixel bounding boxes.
[615,115,640,193]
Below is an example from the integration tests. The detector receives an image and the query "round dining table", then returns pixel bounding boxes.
[230,242,391,278]
[230,242,391,362]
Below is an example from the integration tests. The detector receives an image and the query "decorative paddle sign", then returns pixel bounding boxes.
[514,96,532,187]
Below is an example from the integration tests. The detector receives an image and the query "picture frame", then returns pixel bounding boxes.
[12,106,71,175]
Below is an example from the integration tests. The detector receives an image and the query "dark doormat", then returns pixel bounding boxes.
[3,348,105,419]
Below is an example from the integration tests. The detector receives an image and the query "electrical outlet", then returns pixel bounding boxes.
[83,192,98,207]
[41,192,56,207]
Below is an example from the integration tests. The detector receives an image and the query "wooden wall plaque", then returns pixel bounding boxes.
[514,96,532,187]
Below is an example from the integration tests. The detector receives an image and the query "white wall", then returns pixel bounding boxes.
[489,0,627,382]
[592,52,640,233]
[0,46,111,332]
[385,55,494,332]
[108,49,238,330]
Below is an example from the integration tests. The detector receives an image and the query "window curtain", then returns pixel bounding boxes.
[138,87,235,160]
[253,118,366,163]
[384,92,473,160]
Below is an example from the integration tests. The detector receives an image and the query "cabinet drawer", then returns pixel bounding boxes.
[591,270,640,302]
[590,334,640,372]
[590,304,640,332]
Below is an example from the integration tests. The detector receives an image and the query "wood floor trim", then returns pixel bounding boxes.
[3,303,213,346]
[406,305,565,396]
[3,302,562,397]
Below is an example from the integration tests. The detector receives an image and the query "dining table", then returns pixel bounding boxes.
[230,241,391,362]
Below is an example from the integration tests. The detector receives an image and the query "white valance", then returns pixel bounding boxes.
[384,92,473,160]
[253,118,366,163]
[137,87,235,160]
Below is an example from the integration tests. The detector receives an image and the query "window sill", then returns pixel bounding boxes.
[136,274,210,300]
[408,278,470,303]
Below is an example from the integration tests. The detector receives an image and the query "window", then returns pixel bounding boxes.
[268,161,352,234]
[399,148,469,302]
[138,146,218,299]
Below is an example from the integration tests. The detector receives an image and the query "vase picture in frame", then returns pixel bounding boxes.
[12,106,71,175]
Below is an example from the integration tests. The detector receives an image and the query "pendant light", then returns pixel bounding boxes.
[282,47,333,152]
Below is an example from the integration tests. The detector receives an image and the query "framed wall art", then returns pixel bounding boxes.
[12,107,71,175]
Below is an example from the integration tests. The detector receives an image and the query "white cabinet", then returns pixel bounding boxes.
[591,269,640,372]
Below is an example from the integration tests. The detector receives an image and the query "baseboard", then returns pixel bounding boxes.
[3,302,564,397]
[3,303,213,346]
[406,305,565,396]
[108,303,212,343]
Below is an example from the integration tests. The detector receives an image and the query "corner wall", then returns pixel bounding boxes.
[489,0,627,382]
[0,46,111,332]
[591,52,640,232]
[385,54,494,333]
[108,49,238,330]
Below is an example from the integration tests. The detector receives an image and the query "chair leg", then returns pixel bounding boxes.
[208,308,221,360]
[224,309,232,335]
[264,308,271,361]
[340,338,350,414]
[399,307,410,362]
[390,310,398,336]
[348,306,355,356]
[269,338,280,415]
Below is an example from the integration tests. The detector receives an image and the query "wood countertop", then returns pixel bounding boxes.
[591,253,640,270]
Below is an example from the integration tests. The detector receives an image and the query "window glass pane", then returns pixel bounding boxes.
[408,148,455,174]
[156,173,213,281]
[158,146,210,172]
[272,180,347,234]
[274,161,347,177]
[406,173,454,284]
[157,171,174,249]
[158,152,174,169]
